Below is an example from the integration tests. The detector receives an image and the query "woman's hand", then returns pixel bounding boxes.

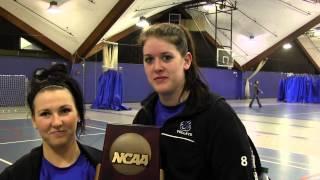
[160,169,164,180]
[94,164,101,180]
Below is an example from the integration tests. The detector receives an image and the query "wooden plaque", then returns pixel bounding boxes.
[99,124,160,180]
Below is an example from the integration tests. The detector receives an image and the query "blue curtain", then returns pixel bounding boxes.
[91,70,131,110]
[277,75,320,103]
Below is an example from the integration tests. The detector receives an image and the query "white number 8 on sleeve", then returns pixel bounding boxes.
[241,156,248,166]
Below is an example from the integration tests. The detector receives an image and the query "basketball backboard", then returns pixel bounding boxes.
[217,48,234,68]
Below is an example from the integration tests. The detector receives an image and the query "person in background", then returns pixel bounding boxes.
[132,23,259,180]
[0,64,101,180]
[249,80,263,108]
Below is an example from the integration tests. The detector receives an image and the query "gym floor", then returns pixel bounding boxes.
[0,99,319,180]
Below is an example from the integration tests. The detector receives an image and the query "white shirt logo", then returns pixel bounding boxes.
[177,121,193,136]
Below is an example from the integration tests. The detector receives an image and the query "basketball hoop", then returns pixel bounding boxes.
[217,48,234,68]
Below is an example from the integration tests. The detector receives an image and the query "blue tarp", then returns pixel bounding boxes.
[277,75,320,103]
[91,70,131,111]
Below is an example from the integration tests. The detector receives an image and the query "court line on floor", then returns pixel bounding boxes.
[241,118,313,128]
[0,133,105,145]
[238,114,319,127]
[259,152,311,171]
[260,155,310,168]
[239,111,303,118]
[80,132,105,137]
[0,117,29,121]
[86,125,105,131]
[248,130,307,140]
[285,111,320,116]
[87,109,137,117]
[0,138,41,145]
[87,118,132,125]
[0,158,12,165]
[261,159,309,171]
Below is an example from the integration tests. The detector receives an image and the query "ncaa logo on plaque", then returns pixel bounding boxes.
[109,133,152,175]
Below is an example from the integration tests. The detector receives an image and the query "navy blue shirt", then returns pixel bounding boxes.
[155,99,186,127]
[40,153,95,180]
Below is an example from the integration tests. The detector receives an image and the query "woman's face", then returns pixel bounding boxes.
[32,88,79,149]
[143,37,192,97]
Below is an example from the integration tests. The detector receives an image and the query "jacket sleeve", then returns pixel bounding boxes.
[0,167,11,180]
[0,147,42,180]
[208,100,255,180]
[0,158,32,180]
[80,143,103,166]
[132,109,149,125]
[132,110,141,124]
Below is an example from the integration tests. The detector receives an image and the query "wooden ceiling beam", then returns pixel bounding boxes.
[76,0,135,62]
[107,26,140,42]
[84,4,184,59]
[0,7,73,62]
[85,26,140,59]
[296,39,320,73]
[242,14,320,71]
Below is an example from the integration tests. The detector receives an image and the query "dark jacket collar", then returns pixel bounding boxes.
[141,90,223,118]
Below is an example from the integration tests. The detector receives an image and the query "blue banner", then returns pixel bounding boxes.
[278,75,320,103]
[91,70,131,110]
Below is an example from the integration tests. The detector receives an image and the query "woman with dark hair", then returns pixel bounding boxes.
[133,23,259,180]
[0,64,101,180]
